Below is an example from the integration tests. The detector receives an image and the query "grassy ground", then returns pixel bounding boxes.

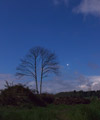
[0,100,100,120]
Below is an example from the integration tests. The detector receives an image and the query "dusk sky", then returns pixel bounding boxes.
[0,0,100,93]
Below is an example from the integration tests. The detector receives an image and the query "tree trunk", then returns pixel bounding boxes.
[40,63,43,94]
[35,57,38,94]
[40,74,42,94]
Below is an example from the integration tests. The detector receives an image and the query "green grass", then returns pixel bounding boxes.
[0,100,100,120]
[0,106,57,120]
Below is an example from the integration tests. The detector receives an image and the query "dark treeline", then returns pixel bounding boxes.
[55,90,100,98]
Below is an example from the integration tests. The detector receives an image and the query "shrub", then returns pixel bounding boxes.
[40,93,55,104]
[0,84,46,107]
[54,97,90,105]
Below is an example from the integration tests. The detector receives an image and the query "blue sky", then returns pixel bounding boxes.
[0,0,100,92]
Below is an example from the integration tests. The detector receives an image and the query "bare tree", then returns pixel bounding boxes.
[16,47,40,93]
[40,48,59,94]
[16,46,59,94]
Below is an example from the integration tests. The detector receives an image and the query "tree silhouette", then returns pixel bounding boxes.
[16,46,59,94]
[40,48,59,94]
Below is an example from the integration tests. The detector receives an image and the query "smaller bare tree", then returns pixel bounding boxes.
[40,48,59,94]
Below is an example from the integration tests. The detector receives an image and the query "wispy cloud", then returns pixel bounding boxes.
[28,76,79,93]
[1,73,100,93]
[88,62,100,70]
[0,74,28,89]
[0,74,16,89]
[28,74,100,93]
[74,0,100,17]
[53,0,100,17]
[79,76,100,91]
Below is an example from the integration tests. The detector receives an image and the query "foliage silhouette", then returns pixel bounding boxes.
[0,84,46,107]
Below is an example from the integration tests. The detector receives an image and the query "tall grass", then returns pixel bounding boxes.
[0,106,57,120]
[66,99,100,120]
[0,99,100,120]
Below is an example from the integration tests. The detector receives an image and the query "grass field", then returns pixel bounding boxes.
[0,100,100,120]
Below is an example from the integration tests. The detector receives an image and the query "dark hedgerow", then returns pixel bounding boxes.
[0,84,46,107]
[40,93,55,104]
[54,97,91,105]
